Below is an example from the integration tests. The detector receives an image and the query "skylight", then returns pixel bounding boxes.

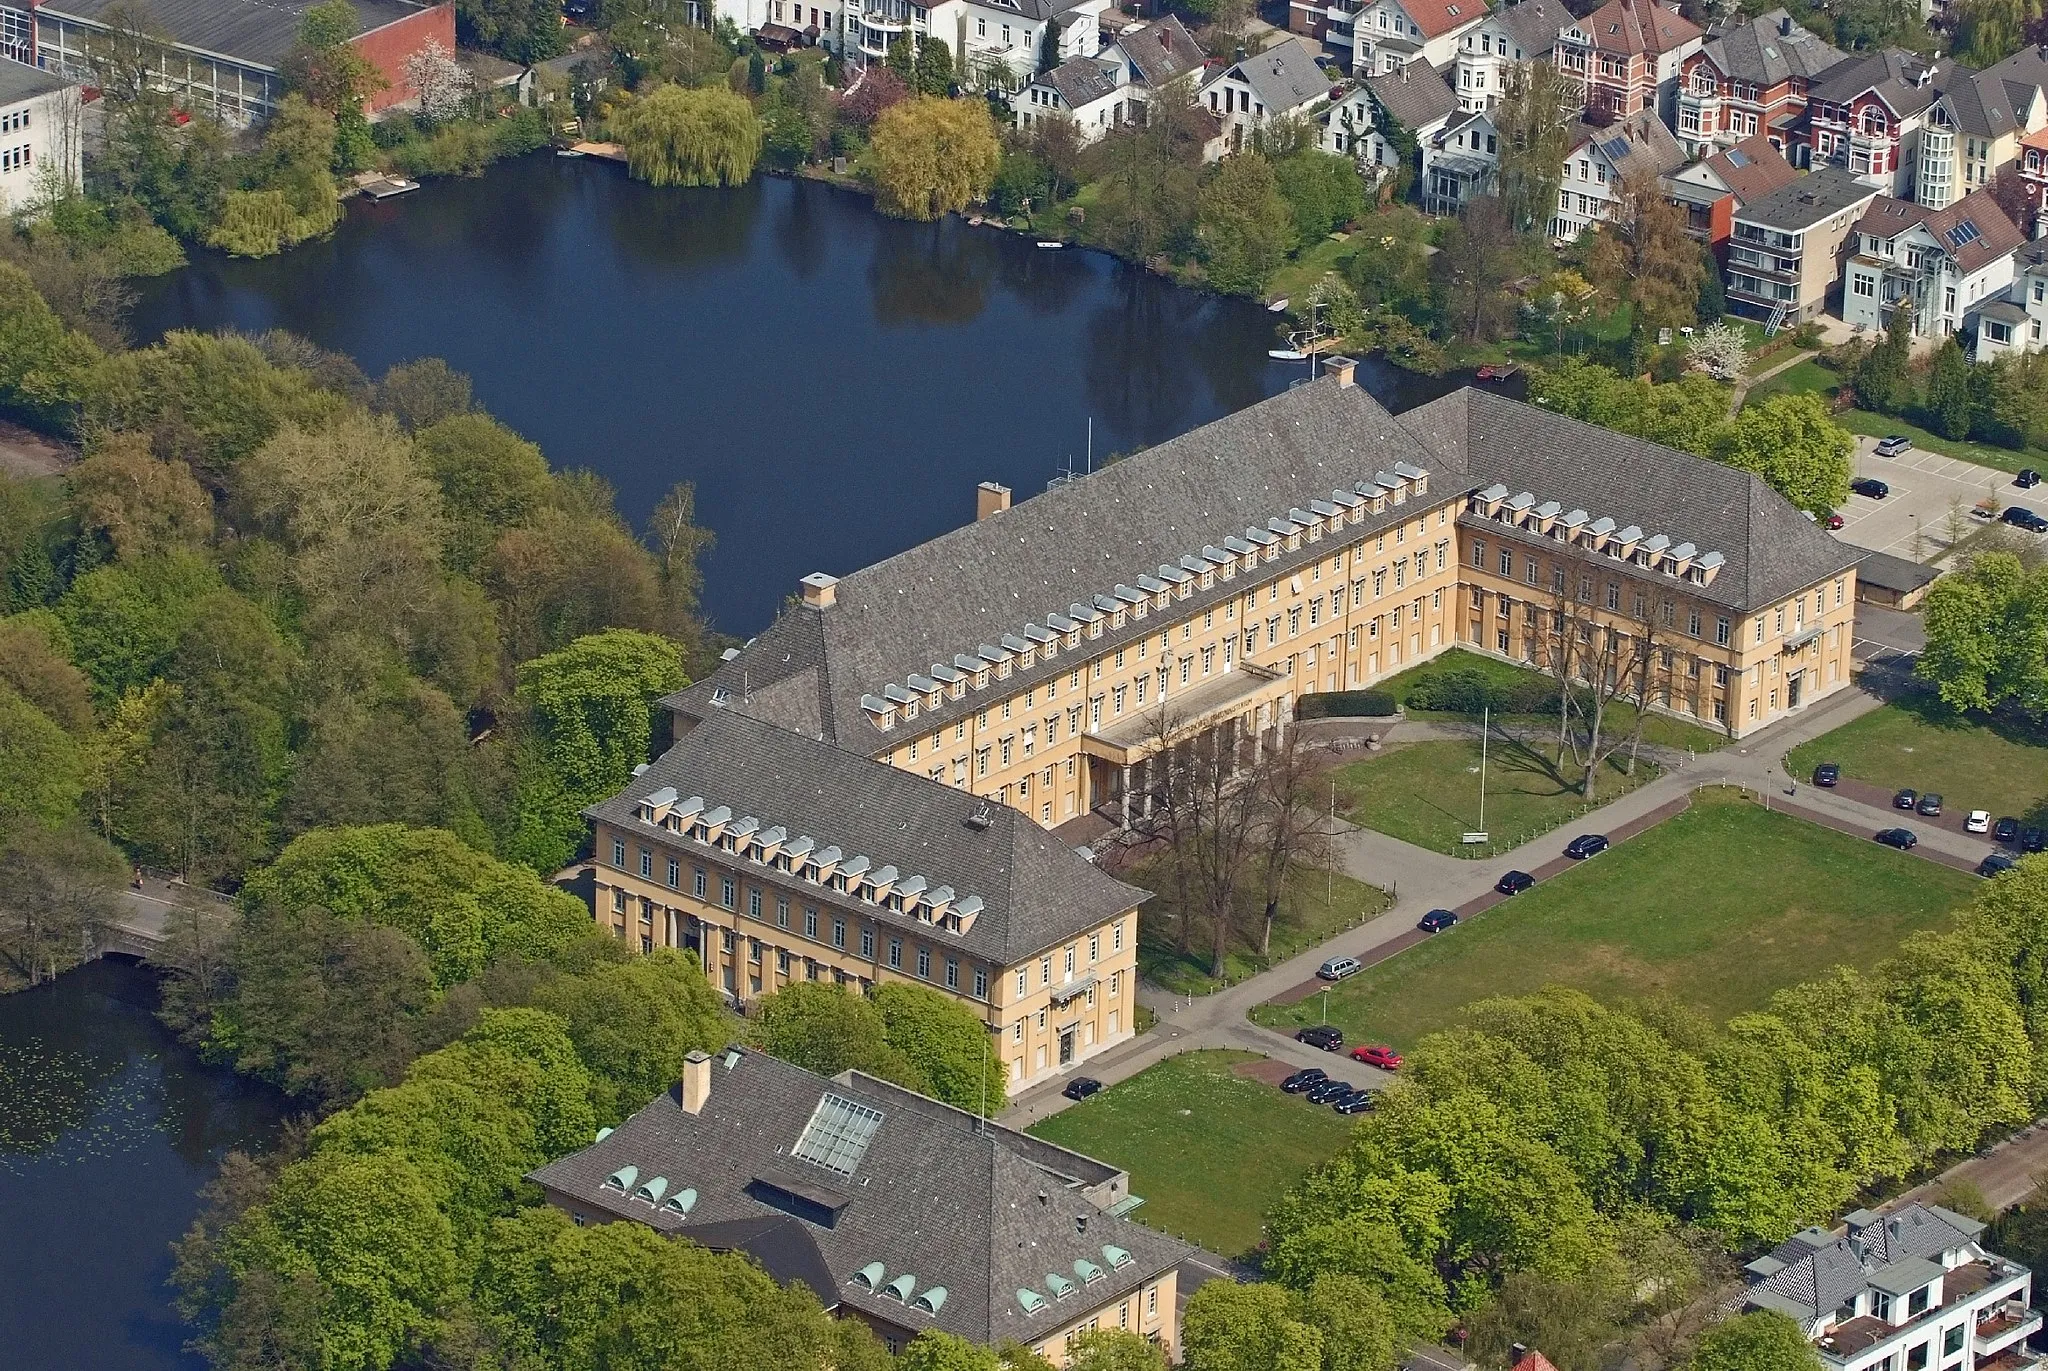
[1946,219,1981,248]
[1727,148,1750,167]
[792,1093,885,1176]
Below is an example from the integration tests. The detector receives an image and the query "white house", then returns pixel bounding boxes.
[1549,107,1685,239]
[1014,14,1201,143]
[1201,36,1334,156]
[1447,0,1559,112]
[1334,0,1488,77]
[1738,1203,2044,1371]
[1842,189,2025,345]
[765,0,1103,86]
[1423,107,1501,211]
[1975,239,2048,359]
[0,55,81,214]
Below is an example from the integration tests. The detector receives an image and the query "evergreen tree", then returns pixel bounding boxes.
[1855,299,1912,414]
[1695,245,1725,324]
[914,35,954,97]
[1926,337,1973,440]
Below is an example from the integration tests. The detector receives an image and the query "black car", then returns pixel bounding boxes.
[2025,827,2048,854]
[1980,853,2020,878]
[1063,1077,1103,1101]
[1417,909,1459,933]
[1851,478,1890,499]
[1814,762,1840,787]
[1893,788,1918,810]
[1296,1025,1344,1051]
[2018,468,2042,489]
[1875,827,1919,850]
[1334,1090,1377,1115]
[1995,817,2022,845]
[1281,1068,1329,1093]
[1564,833,1610,860]
[2001,506,2048,533]
[1306,1078,1353,1104]
[1496,870,1535,895]
[1916,792,1944,817]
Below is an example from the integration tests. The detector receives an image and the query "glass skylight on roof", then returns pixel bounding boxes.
[792,1092,885,1176]
[1727,147,1750,167]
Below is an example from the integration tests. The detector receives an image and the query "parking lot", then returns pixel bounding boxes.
[1832,435,2040,561]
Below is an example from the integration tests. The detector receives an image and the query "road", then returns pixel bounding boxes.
[1900,1122,2048,1214]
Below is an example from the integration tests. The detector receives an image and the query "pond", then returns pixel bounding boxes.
[131,157,1475,633]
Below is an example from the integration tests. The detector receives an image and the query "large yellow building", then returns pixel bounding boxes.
[590,364,1861,1093]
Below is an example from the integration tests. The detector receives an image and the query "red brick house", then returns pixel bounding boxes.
[1672,8,1844,161]
[1798,47,1945,199]
[1556,0,1701,122]
[1663,131,1799,249]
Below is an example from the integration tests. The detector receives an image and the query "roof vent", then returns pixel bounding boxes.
[964,801,997,831]
[1046,1272,1076,1298]
[1018,1288,1047,1313]
[1103,1244,1134,1269]
[634,1176,670,1204]
[914,1285,949,1314]
[595,1126,613,1142]
[662,1187,698,1215]
[853,1262,886,1291]
[1075,1258,1105,1282]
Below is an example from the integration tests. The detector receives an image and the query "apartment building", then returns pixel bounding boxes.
[1555,0,1701,121]
[1841,189,2025,340]
[0,56,78,213]
[1724,165,1881,325]
[1913,46,2048,210]
[1673,8,1844,160]
[1549,108,1687,241]
[1740,1203,2043,1371]
[1664,133,1800,248]
[1801,48,1945,197]
[1447,0,1560,112]
[1975,240,2048,359]
[811,0,1104,85]
[532,1050,1190,1365]
[1015,15,1201,142]
[1324,0,1488,79]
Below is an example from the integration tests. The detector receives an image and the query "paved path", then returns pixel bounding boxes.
[1899,1122,2048,1214]
[1729,349,1815,412]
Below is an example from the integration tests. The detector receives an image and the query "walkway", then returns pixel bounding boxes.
[1728,348,1815,412]
[1899,1122,2048,1214]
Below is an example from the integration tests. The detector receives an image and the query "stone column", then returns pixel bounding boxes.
[1120,766,1132,829]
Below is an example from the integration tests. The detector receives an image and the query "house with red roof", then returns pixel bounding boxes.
[1556,0,1702,122]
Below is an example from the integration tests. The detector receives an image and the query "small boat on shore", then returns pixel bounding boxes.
[1036,240,1064,249]
[555,148,585,158]
[1268,348,1307,360]
[1266,297,1289,312]
[1476,363,1519,380]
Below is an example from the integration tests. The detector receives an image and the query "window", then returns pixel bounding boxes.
[888,937,902,968]
[1908,1288,1931,1318]
[667,857,681,888]
[1715,616,1731,646]
[1853,274,1876,299]
[805,907,818,937]
[639,848,653,878]
[612,838,626,867]
[833,918,846,948]
[917,946,931,979]
[973,967,988,999]
[1943,1327,1964,1357]
[1471,539,1486,568]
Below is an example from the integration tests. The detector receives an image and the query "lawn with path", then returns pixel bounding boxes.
[1025,1050,1353,1259]
[1333,737,1657,856]
[1375,648,1728,754]
[1787,699,2048,823]
[1252,790,1977,1047]
[1133,863,1393,995]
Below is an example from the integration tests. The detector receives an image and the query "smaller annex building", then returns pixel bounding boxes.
[531,1047,1191,1364]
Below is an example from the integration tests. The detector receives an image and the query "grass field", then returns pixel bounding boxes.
[1376,648,1729,753]
[1733,358,2048,475]
[1742,357,1837,406]
[1333,737,1656,856]
[1252,790,1977,1047]
[1026,1050,1353,1258]
[1134,862,1392,995]
[1787,699,2048,822]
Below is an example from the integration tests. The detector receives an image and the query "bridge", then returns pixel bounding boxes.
[93,873,230,962]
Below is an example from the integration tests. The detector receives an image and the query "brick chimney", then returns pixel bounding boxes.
[681,1049,712,1114]
[977,481,1013,521]
[800,572,838,609]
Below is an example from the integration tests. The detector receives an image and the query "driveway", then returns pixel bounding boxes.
[1834,436,2017,561]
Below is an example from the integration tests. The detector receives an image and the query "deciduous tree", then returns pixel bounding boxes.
[868,96,1001,221]
[0,822,122,984]
[1713,392,1854,516]
[1197,153,1296,296]
[1493,60,1578,234]
[1687,1312,1822,1371]
[1916,551,2048,715]
[1590,176,1706,333]
[615,83,762,187]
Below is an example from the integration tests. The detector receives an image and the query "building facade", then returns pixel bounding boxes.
[1555,0,1701,121]
[1724,165,1880,325]
[1201,37,1332,154]
[1663,133,1799,248]
[1446,0,1560,113]
[1548,108,1686,241]
[1974,240,2048,360]
[532,1050,1191,1364]
[1912,47,2048,211]
[1015,15,1200,142]
[0,55,78,212]
[1801,49,1943,197]
[1672,8,1843,160]
[1841,189,2024,340]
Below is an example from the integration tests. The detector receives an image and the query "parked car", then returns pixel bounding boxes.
[1564,833,1610,860]
[1296,1024,1344,1051]
[2001,506,2048,533]
[1333,1089,1376,1115]
[2018,468,2042,489]
[1063,1077,1102,1101]
[1280,1068,1327,1093]
[1851,478,1891,498]
[1875,827,1919,850]
[1916,792,1944,817]
[1814,762,1840,787]
[1824,513,1845,530]
[1317,955,1361,982]
[1967,810,1991,834]
[1893,788,1918,809]
[1417,909,1459,933]
[1995,817,2022,845]
[1980,853,2019,878]
[1496,870,1535,895]
[1351,1045,1403,1070]
[1875,436,1913,458]
[2025,828,2048,854]
[1306,1078,1353,1103]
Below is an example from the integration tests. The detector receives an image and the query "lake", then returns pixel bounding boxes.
[130,156,1472,634]
[0,960,286,1371]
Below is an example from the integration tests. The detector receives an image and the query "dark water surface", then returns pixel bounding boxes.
[130,156,1469,634]
[0,960,287,1371]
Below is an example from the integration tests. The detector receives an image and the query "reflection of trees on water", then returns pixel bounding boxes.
[993,243,1091,318]
[605,174,765,275]
[867,220,992,327]
[1082,266,1209,442]
[772,178,831,282]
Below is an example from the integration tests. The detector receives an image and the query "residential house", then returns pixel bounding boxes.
[1842,190,2025,347]
[531,1050,1192,1363]
[1201,36,1332,155]
[1975,239,2048,358]
[11,0,453,124]
[1015,15,1201,142]
[1801,48,1945,198]
[827,0,1107,88]
[1913,46,2048,210]
[1321,0,1488,79]
[1423,107,1501,211]
[1673,8,1844,161]
[1329,59,1457,182]
[1448,0,1561,112]
[1548,107,1687,241]
[1555,0,1702,122]
[1664,132,1800,249]
[2017,126,2048,237]
[1724,165,1881,325]
[1738,1202,2044,1371]
[0,56,78,212]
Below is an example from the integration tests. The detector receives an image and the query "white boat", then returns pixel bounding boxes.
[1268,348,1307,360]
[1266,297,1289,312]
[1036,240,1063,249]
[555,148,586,158]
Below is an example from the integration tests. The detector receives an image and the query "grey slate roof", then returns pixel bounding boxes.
[1585,106,1686,184]
[1365,60,1458,131]
[1119,15,1202,87]
[1489,0,1562,58]
[1216,35,1330,114]
[1396,388,1863,612]
[1808,47,1944,119]
[1701,9,1844,87]
[1745,1204,1986,1322]
[587,709,1150,965]
[1044,54,1122,109]
[971,0,1097,23]
[1933,45,2048,139]
[1735,165,1879,231]
[670,376,1458,748]
[0,55,74,105]
[40,0,429,70]
[529,1051,1192,1346]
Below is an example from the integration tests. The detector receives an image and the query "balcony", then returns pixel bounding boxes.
[1975,1306,2042,1356]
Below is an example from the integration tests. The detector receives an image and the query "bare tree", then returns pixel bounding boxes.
[1250,726,1333,958]
[1132,703,1263,977]
[0,826,125,985]
[1534,568,1670,799]
[152,894,241,1044]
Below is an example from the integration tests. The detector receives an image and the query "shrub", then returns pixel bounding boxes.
[1297,689,1399,719]
[1403,667,1554,716]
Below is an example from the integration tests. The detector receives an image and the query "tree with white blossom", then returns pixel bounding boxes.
[404,39,472,124]
[1688,321,1750,381]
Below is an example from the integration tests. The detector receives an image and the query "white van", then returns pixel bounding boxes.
[1317,956,1361,981]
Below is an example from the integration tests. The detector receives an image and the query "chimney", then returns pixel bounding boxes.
[1512,1347,1530,1368]
[1779,13,1794,33]
[800,571,838,609]
[1326,354,1357,388]
[977,481,1013,521]
[681,1049,712,1113]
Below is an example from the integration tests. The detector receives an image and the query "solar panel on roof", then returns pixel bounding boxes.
[1598,136,1631,161]
[792,1093,884,1176]
[1946,219,1981,247]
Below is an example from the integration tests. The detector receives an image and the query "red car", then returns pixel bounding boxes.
[1824,513,1844,530]
[1351,1045,1403,1070]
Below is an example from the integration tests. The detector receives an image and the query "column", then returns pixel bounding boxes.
[1120,766,1132,828]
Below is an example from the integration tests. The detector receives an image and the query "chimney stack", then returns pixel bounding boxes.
[1512,1347,1530,1367]
[681,1049,712,1114]
[800,572,838,609]
[977,481,1013,521]
[1326,355,1357,388]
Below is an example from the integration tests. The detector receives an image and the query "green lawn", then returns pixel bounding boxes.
[1786,699,2048,823]
[1836,408,2047,477]
[1334,738,1657,857]
[1252,790,1977,1048]
[1134,862,1392,995]
[1742,357,1837,406]
[1026,1050,1353,1258]
[1375,648,1729,753]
